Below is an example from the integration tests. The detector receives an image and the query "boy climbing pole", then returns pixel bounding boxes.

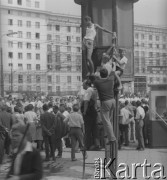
[83,16,116,76]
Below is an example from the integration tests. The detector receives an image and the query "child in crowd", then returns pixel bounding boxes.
[64,104,87,161]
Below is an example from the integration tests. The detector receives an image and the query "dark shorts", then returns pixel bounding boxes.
[116,66,123,76]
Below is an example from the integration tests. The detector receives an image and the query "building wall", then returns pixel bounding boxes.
[134,24,167,94]
[0,0,82,96]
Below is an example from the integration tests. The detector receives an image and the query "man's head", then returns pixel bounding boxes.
[48,102,53,109]
[102,53,110,64]
[11,124,29,150]
[43,104,49,112]
[53,105,59,114]
[100,68,108,78]
[73,104,79,112]
[59,104,65,113]
[136,100,141,107]
[83,79,91,90]
[119,49,126,58]
[125,100,129,106]
[84,16,92,26]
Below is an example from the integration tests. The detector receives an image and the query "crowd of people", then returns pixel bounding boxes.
[0,81,150,179]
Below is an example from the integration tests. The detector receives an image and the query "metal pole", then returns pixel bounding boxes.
[0,47,4,97]
[11,62,13,93]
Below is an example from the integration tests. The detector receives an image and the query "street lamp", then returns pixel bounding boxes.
[0,32,18,97]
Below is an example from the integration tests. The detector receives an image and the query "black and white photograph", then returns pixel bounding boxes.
[0,0,167,179]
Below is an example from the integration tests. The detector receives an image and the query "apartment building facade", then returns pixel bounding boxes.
[134,24,167,95]
[0,0,82,96]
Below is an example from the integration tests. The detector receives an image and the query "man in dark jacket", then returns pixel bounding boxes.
[6,123,43,180]
[40,104,56,161]
[53,105,67,158]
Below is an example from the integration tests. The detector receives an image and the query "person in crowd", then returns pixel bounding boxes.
[59,104,69,148]
[35,110,43,151]
[81,79,98,150]
[93,68,117,145]
[135,100,145,151]
[64,104,87,161]
[83,16,116,76]
[125,100,136,143]
[40,104,56,161]
[0,104,13,163]
[24,104,38,142]
[119,101,132,147]
[53,105,67,158]
[143,106,150,147]
[48,102,53,113]
[6,123,43,180]
[13,106,25,125]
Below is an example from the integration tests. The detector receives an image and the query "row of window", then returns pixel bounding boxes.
[46,34,81,42]
[135,51,167,57]
[8,9,40,18]
[9,63,41,70]
[135,33,167,42]
[8,52,40,60]
[149,77,167,83]
[47,65,81,72]
[8,19,80,33]
[8,0,40,8]
[46,24,80,33]
[8,41,40,50]
[8,19,40,28]
[8,30,40,39]
[47,45,81,52]
[134,42,167,49]
[7,85,61,92]
[10,75,78,84]
[135,58,167,66]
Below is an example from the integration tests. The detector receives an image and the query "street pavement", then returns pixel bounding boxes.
[0,143,167,180]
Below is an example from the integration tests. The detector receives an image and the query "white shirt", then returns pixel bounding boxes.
[83,87,93,101]
[120,107,131,124]
[36,100,43,109]
[63,111,69,118]
[119,56,128,70]
[102,61,113,75]
[136,106,145,120]
[84,24,96,41]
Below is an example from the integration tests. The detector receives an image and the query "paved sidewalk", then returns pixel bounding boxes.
[0,144,167,180]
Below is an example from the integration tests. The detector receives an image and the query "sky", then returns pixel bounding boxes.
[46,0,167,27]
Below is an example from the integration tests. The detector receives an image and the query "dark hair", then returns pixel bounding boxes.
[14,106,21,113]
[143,106,149,113]
[85,16,91,22]
[53,105,59,111]
[27,104,34,111]
[48,102,53,108]
[43,104,48,111]
[136,100,141,107]
[100,68,108,78]
[85,79,92,87]
[125,100,129,106]
[73,104,79,112]
[6,107,12,114]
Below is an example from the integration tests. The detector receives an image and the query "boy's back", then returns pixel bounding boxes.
[66,112,84,128]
